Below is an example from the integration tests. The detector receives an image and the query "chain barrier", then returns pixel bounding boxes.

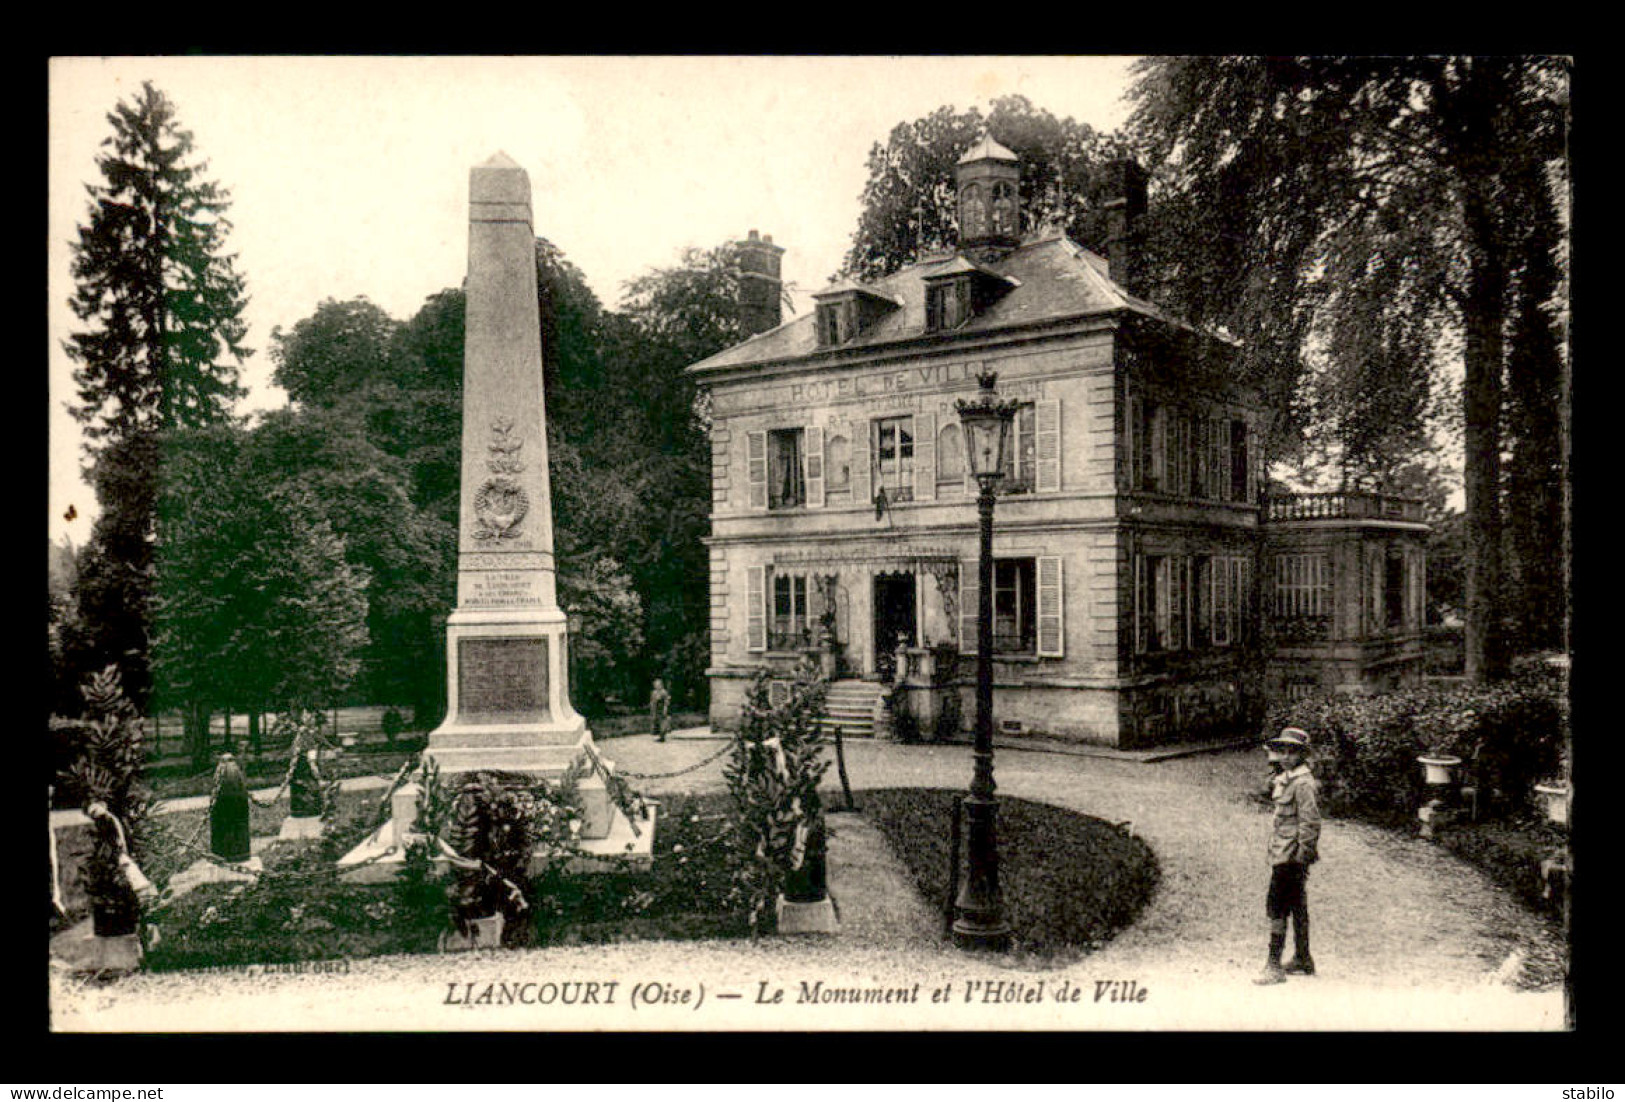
[616,738,735,781]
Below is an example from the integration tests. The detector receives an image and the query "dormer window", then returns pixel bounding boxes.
[813,284,902,347]
[926,277,972,332]
[923,257,1019,333]
[816,300,852,346]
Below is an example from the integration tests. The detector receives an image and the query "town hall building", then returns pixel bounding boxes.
[687,137,1428,748]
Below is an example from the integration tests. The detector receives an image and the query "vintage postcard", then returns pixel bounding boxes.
[47,55,1572,1034]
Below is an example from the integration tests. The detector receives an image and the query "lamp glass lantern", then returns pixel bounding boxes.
[958,372,1020,484]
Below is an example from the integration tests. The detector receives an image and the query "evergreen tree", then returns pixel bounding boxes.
[66,80,250,443]
[62,81,251,705]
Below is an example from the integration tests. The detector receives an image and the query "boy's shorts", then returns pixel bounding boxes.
[1266,862,1308,918]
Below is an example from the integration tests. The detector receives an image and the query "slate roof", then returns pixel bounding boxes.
[687,233,1218,376]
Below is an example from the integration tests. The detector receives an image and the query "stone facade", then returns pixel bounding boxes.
[687,149,1426,748]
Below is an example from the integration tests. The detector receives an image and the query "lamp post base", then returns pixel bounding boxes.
[951,916,1013,952]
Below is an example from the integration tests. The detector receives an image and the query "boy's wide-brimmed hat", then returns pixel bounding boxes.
[1266,727,1311,750]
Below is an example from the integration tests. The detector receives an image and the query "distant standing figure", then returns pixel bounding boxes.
[211,753,252,863]
[1254,727,1321,985]
[289,748,323,819]
[650,678,671,743]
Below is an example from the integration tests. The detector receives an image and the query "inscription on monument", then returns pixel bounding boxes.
[462,570,546,608]
[458,638,549,722]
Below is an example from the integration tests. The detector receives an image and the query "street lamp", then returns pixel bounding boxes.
[952,370,1019,951]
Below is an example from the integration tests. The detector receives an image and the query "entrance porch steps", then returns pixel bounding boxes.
[821,679,884,739]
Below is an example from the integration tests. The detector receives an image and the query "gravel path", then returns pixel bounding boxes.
[50,735,1566,1032]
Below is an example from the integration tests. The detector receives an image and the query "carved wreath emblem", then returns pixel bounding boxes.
[473,417,529,541]
[474,479,529,540]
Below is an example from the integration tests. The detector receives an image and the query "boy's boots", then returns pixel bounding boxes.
[1254,923,1288,985]
[1284,915,1315,975]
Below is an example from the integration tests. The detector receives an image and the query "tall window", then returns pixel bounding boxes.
[771,573,810,651]
[1135,554,1184,653]
[1275,552,1331,642]
[1229,419,1250,503]
[1133,398,1169,493]
[1384,548,1406,630]
[1001,404,1037,494]
[873,416,915,502]
[1211,555,1250,646]
[993,558,1037,655]
[767,428,804,509]
[815,301,853,346]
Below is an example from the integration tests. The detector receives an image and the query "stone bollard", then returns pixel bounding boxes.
[289,749,323,819]
[211,753,252,863]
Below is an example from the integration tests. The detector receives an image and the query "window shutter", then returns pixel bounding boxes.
[804,425,825,508]
[1247,425,1260,504]
[913,412,936,501]
[1133,553,1147,654]
[1037,555,1064,658]
[746,565,766,652]
[853,419,871,505]
[959,559,979,653]
[1126,393,1140,491]
[746,430,767,510]
[1035,398,1061,493]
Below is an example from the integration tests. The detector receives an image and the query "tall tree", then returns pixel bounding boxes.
[62,81,251,705]
[1126,56,1569,682]
[66,80,250,443]
[841,95,1128,282]
[153,424,370,768]
[270,296,399,408]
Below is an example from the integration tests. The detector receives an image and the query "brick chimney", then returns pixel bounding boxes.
[735,229,785,335]
[1102,159,1149,298]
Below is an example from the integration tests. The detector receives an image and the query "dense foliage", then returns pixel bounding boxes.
[841,94,1130,282]
[1262,665,1568,826]
[152,425,371,768]
[1126,56,1570,679]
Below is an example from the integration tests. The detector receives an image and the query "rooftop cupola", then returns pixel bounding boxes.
[955,133,1022,262]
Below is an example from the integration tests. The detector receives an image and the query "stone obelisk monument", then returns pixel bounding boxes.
[426,152,590,776]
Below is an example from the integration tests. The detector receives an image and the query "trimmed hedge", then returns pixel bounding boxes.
[1262,665,1567,826]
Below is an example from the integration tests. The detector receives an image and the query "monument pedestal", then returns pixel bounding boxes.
[342,151,647,884]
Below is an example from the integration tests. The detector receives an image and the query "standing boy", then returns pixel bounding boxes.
[1255,726,1321,985]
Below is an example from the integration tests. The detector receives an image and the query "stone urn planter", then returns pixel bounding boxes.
[1535,781,1571,827]
[1418,753,1463,786]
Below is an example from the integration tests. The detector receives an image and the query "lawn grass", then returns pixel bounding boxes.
[859,787,1160,960]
